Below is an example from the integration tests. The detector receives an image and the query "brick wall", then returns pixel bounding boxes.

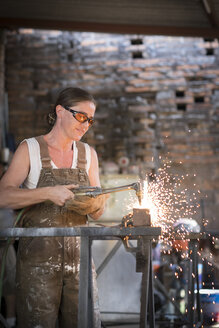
[5,30,219,229]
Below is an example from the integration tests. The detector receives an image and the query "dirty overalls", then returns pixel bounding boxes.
[16,136,100,328]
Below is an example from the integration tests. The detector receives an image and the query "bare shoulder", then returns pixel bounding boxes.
[89,146,99,167]
[0,141,30,188]
[11,141,30,164]
[15,140,29,153]
[88,145,101,186]
[90,146,98,158]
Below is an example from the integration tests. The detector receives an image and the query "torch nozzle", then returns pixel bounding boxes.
[136,191,142,206]
[133,182,143,206]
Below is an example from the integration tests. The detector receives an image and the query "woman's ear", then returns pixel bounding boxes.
[56,104,64,118]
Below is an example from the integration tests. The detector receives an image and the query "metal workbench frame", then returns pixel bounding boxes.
[0,226,161,328]
[97,232,207,328]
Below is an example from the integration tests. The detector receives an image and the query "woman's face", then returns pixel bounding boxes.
[59,101,96,141]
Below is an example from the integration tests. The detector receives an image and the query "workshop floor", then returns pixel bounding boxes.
[102,324,219,328]
[103,326,218,328]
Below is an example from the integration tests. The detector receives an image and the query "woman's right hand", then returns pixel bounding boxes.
[47,184,78,206]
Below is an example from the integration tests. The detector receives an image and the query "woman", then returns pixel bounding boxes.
[0,87,106,327]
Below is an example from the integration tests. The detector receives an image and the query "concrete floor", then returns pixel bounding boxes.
[103,326,218,328]
[101,323,219,328]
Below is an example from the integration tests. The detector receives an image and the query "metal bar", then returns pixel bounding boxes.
[88,240,93,328]
[0,226,161,238]
[154,278,184,318]
[195,243,202,324]
[204,230,219,237]
[148,243,155,328]
[188,240,196,328]
[166,231,219,239]
[129,240,186,323]
[129,239,186,319]
[78,236,90,328]
[96,240,122,276]
[2,228,217,239]
[163,232,207,240]
[139,238,150,328]
[196,273,201,323]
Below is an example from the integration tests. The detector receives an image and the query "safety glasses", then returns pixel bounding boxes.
[64,105,94,127]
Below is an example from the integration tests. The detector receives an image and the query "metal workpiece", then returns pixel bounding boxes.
[122,208,152,253]
[133,208,151,227]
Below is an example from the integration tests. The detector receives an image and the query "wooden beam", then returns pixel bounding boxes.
[0,17,219,38]
[200,0,218,28]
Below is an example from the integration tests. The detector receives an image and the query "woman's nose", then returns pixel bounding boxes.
[82,120,89,130]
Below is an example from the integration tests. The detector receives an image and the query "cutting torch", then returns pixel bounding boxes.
[72,181,143,205]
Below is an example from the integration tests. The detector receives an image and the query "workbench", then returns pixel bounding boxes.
[0,225,161,328]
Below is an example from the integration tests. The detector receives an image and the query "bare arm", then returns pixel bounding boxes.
[0,141,76,209]
[88,147,107,220]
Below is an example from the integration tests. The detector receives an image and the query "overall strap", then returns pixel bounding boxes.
[76,141,87,170]
[35,135,52,168]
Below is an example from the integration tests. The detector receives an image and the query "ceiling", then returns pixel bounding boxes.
[0,0,219,37]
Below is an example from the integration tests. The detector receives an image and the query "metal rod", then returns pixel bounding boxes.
[139,238,151,328]
[154,278,185,318]
[0,226,161,238]
[88,239,93,328]
[78,236,90,328]
[96,240,122,277]
[194,240,202,327]
[188,240,196,328]
[129,241,186,320]
[148,244,155,328]
[196,263,201,323]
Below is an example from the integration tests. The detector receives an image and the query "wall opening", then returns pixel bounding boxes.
[176,90,185,98]
[132,51,143,59]
[177,104,187,111]
[130,38,143,45]
[206,48,214,56]
[194,96,205,103]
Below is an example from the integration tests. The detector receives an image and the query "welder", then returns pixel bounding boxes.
[0,87,107,328]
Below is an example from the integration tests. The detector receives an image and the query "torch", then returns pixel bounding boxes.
[72,181,143,206]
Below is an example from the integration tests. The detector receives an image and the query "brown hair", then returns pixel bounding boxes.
[47,87,96,126]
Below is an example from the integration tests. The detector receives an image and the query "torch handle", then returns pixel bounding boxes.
[72,182,139,197]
